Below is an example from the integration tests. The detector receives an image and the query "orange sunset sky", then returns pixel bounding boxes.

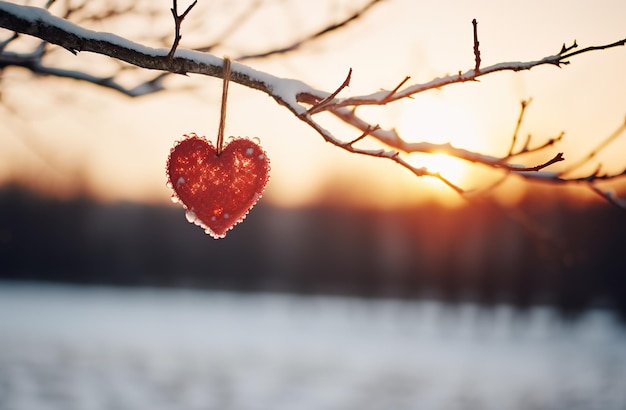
[1,0,625,208]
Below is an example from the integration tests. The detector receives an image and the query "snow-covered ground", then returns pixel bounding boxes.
[0,282,624,410]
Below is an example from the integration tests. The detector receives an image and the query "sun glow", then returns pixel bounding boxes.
[397,94,487,190]
[408,152,468,187]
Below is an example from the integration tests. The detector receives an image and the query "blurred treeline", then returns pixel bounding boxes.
[1,184,625,319]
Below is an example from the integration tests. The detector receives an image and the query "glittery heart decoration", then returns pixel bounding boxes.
[167,133,270,239]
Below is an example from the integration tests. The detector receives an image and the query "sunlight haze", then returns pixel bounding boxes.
[1,0,625,208]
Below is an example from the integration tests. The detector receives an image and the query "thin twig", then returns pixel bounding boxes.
[167,0,198,59]
[559,40,578,55]
[508,99,531,155]
[559,115,626,175]
[472,18,481,74]
[502,100,565,160]
[194,0,263,53]
[587,183,626,209]
[556,167,626,183]
[345,124,381,147]
[321,37,626,110]
[511,152,564,172]
[381,76,411,103]
[238,0,384,61]
[0,31,18,52]
[305,68,352,115]
[525,132,564,155]
[560,38,626,60]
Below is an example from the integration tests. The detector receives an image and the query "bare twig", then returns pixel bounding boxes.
[167,0,198,59]
[559,40,578,55]
[510,152,565,172]
[344,124,381,147]
[516,131,565,157]
[0,51,168,96]
[587,183,626,209]
[503,99,565,159]
[315,37,625,111]
[559,115,626,176]
[560,38,626,61]
[0,31,18,52]
[193,0,263,53]
[305,68,352,115]
[381,76,411,104]
[238,0,385,61]
[508,99,531,155]
[472,18,481,74]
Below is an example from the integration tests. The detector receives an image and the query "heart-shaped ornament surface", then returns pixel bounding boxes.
[167,133,270,239]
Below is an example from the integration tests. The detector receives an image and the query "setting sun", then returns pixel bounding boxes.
[397,93,487,190]
[407,152,468,188]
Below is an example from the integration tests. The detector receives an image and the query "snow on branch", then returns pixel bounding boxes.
[1,1,626,205]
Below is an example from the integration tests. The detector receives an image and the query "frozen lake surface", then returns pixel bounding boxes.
[0,282,625,410]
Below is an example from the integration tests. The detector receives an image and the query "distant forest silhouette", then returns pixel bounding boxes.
[1,184,625,319]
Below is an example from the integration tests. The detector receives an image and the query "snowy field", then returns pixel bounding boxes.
[0,282,625,410]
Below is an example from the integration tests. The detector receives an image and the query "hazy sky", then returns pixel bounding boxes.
[1,0,625,208]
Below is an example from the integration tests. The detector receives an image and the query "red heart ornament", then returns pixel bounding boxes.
[167,133,270,239]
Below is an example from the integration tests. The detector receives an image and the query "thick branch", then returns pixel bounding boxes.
[0,2,287,97]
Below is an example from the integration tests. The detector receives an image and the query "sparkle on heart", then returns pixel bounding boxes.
[166,133,270,239]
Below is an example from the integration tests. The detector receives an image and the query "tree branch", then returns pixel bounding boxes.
[0,2,277,93]
[1,1,625,206]
[237,0,385,61]
[167,0,197,59]
[559,115,626,176]
[472,18,481,74]
[304,68,352,115]
[507,99,531,156]
[0,49,168,96]
[319,39,625,110]
[509,152,565,172]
